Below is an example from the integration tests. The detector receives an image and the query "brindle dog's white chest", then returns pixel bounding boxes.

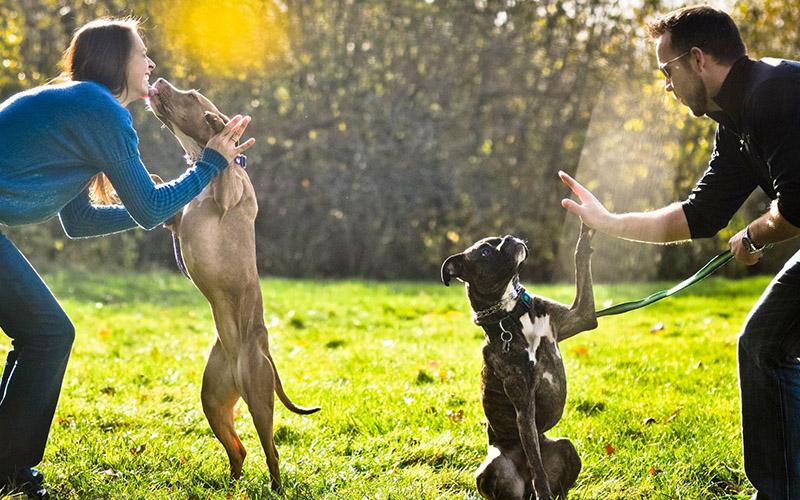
[519,313,559,363]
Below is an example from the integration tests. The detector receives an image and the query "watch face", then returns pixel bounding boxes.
[743,237,753,253]
[743,235,760,254]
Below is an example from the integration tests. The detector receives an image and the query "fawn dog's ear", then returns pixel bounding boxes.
[204,110,245,211]
[204,112,226,135]
[441,254,465,287]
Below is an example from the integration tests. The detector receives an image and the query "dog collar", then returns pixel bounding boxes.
[473,280,524,321]
[234,154,247,168]
[474,289,533,352]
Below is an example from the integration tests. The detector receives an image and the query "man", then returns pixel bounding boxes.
[560,6,800,500]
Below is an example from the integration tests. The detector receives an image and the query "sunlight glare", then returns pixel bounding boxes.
[558,77,686,282]
[158,0,288,74]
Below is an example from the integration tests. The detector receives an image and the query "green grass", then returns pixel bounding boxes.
[0,271,771,500]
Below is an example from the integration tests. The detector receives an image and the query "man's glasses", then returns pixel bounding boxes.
[658,50,692,80]
[658,42,706,81]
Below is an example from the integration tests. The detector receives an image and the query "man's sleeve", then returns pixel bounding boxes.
[749,77,800,228]
[681,126,759,239]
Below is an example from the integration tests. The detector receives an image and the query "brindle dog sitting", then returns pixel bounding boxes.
[441,224,596,500]
[147,78,319,492]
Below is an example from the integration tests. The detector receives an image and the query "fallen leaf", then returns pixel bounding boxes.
[130,444,146,455]
[98,469,119,480]
[98,328,111,339]
[666,409,680,423]
[446,410,464,423]
[604,444,615,455]
[569,346,589,356]
[100,386,116,395]
[55,415,73,427]
[649,466,664,476]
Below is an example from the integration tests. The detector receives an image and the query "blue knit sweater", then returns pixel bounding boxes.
[0,80,228,237]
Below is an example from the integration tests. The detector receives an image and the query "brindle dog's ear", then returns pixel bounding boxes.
[441,254,465,287]
[204,112,226,134]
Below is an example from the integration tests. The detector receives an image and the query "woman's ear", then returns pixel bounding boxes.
[441,254,465,287]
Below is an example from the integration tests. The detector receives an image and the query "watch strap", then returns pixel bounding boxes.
[743,226,765,254]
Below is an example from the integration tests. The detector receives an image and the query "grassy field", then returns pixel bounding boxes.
[0,271,771,500]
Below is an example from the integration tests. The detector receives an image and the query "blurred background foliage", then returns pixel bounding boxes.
[1,0,798,281]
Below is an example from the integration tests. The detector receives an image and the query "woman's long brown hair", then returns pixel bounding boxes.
[55,18,142,205]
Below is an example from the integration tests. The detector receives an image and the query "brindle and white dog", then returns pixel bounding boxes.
[441,224,596,500]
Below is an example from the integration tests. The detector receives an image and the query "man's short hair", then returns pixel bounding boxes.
[646,5,746,65]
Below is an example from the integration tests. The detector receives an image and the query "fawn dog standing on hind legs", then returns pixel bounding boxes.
[441,224,596,500]
[146,78,320,492]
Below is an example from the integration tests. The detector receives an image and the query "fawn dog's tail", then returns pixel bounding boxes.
[268,354,321,415]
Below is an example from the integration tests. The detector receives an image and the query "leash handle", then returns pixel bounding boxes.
[596,250,734,317]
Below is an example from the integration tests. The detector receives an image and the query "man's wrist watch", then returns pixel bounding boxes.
[742,226,765,254]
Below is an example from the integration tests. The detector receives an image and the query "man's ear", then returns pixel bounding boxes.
[204,112,226,134]
[441,254,465,287]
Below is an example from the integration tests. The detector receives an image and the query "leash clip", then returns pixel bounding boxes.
[234,154,247,168]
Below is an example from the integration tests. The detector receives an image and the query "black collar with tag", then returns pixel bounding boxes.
[474,289,532,352]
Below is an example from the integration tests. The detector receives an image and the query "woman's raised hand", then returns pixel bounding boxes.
[206,115,256,165]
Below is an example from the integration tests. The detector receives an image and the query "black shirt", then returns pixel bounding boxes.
[682,56,800,238]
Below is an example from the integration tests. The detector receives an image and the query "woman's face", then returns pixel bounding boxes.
[120,31,155,106]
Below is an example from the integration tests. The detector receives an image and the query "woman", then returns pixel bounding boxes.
[0,18,254,498]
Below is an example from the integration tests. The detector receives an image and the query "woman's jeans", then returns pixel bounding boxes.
[739,248,800,500]
[0,229,74,477]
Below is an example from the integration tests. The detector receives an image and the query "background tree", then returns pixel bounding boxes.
[2,0,797,281]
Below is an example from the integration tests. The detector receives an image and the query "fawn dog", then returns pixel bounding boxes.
[441,225,596,499]
[147,78,319,492]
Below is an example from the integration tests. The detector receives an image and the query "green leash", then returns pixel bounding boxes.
[596,250,735,317]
